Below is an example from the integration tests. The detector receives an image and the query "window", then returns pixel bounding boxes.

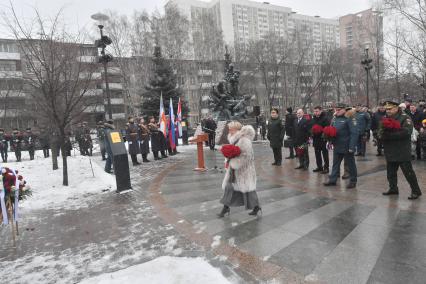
[0,61,16,71]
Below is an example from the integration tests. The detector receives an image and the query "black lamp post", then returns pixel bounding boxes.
[92,13,113,120]
[361,48,373,108]
[420,74,426,101]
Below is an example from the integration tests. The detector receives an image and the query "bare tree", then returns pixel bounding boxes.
[3,6,98,185]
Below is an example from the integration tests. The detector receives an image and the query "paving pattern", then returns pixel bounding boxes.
[154,143,426,283]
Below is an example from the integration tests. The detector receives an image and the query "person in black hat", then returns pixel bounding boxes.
[24,127,37,160]
[324,103,358,189]
[104,119,115,174]
[0,128,9,162]
[284,107,296,159]
[267,108,285,166]
[10,128,23,162]
[379,101,422,200]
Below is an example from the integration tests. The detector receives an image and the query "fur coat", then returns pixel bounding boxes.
[221,125,257,193]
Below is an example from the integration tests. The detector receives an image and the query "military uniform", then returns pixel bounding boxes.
[324,104,359,188]
[10,129,23,162]
[23,128,37,160]
[138,122,150,162]
[0,129,9,162]
[96,122,106,160]
[355,109,371,156]
[379,101,422,200]
[125,118,141,166]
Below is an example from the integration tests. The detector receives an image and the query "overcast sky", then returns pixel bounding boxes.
[0,0,373,37]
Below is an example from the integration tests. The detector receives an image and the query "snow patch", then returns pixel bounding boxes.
[79,256,231,284]
[211,235,221,248]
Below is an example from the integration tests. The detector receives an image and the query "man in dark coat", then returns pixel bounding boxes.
[96,121,106,160]
[125,116,141,166]
[138,117,150,162]
[10,128,23,162]
[379,101,422,200]
[39,128,50,158]
[312,106,331,174]
[354,105,371,156]
[371,104,386,156]
[284,107,296,159]
[293,108,310,170]
[0,128,9,162]
[408,104,426,159]
[148,116,163,160]
[23,127,37,160]
[324,103,358,189]
[267,108,285,166]
[204,116,217,150]
[104,120,115,174]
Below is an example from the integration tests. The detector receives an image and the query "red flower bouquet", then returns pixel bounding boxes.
[382,118,401,130]
[312,124,324,135]
[323,126,337,140]
[221,144,241,159]
[295,145,306,157]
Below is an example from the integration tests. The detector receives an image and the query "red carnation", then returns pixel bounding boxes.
[221,144,241,159]
[295,146,305,157]
[382,118,401,130]
[323,126,337,138]
[312,124,324,135]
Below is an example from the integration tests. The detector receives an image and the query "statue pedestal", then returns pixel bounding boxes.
[189,133,209,171]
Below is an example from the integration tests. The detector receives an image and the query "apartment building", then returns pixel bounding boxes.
[0,38,128,130]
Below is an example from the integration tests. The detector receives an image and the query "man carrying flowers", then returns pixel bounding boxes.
[311,106,331,174]
[323,103,359,189]
[379,101,422,200]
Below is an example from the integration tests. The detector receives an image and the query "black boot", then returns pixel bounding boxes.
[217,205,230,218]
[313,167,323,173]
[248,206,262,216]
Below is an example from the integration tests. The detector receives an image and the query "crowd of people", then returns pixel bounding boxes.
[261,98,426,200]
[0,127,39,162]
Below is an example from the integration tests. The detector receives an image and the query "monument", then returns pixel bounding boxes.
[208,47,256,144]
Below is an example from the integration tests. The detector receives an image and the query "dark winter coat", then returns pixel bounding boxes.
[138,124,150,154]
[204,118,217,134]
[0,133,9,150]
[148,123,163,152]
[378,111,413,162]
[371,110,386,133]
[408,110,426,130]
[267,117,284,148]
[126,122,140,155]
[355,111,371,134]
[285,113,296,138]
[10,133,23,151]
[23,132,37,150]
[103,123,115,156]
[293,117,310,147]
[331,111,358,154]
[97,126,106,150]
[311,112,330,148]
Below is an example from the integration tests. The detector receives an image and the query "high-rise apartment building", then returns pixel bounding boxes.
[166,0,340,60]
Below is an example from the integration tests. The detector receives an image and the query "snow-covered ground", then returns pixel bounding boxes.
[80,256,232,284]
[2,151,115,211]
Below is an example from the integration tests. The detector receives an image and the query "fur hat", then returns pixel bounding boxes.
[286,107,293,113]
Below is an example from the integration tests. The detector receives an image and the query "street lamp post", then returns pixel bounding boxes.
[361,48,373,108]
[92,13,113,120]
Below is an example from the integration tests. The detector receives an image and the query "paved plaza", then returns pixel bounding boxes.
[1,143,426,283]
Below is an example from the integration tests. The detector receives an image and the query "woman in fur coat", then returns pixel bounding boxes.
[218,121,262,217]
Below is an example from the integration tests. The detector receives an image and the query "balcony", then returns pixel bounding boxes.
[0,71,23,79]
[78,56,97,63]
[0,109,23,117]
[112,113,126,119]
[105,98,124,105]
[200,82,214,89]
[198,70,212,76]
[101,83,123,90]
[0,90,26,97]
[103,67,121,75]
[0,52,20,60]
[79,72,102,80]
[82,89,103,96]
[83,105,105,113]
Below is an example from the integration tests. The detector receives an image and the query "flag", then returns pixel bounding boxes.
[168,98,176,149]
[177,97,183,137]
[159,93,167,137]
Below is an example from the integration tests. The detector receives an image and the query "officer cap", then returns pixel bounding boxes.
[335,103,348,109]
[384,101,399,108]
[106,119,114,124]
[26,127,31,131]
[97,120,103,125]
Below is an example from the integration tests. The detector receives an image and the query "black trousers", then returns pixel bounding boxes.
[43,148,49,158]
[287,146,295,158]
[130,154,138,164]
[329,152,357,183]
[272,147,282,163]
[15,149,21,162]
[298,148,309,169]
[376,139,384,154]
[386,161,422,194]
[208,133,215,150]
[28,147,35,160]
[314,144,329,169]
[0,149,7,162]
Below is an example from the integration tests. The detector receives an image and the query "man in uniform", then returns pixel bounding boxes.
[204,115,217,151]
[96,121,106,160]
[380,101,422,200]
[355,104,371,156]
[75,122,84,155]
[24,127,37,160]
[104,119,115,174]
[311,106,331,174]
[0,128,9,162]
[125,116,141,166]
[324,103,359,189]
[371,103,386,156]
[11,128,23,162]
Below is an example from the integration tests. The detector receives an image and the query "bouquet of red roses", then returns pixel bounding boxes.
[221,144,241,159]
[295,145,306,157]
[323,126,337,140]
[381,117,401,131]
[312,124,324,135]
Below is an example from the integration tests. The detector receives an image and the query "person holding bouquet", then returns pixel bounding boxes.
[379,101,422,200]
[311,106,331,174]
[217,121,261,217]
[323,103,359,189]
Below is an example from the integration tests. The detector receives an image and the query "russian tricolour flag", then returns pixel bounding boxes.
[168,98,176,149]
[159,93,167,137]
